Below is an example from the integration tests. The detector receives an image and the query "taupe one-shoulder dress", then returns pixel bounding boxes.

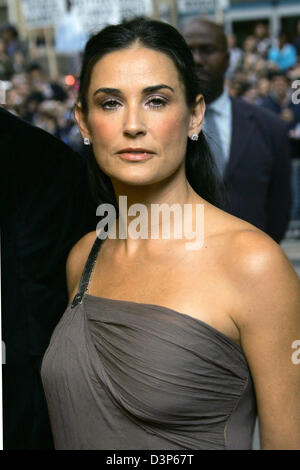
[41,236,257,450]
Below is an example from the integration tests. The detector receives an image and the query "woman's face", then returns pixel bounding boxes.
[76,45,204,187]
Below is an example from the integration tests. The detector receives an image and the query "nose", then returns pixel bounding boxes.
[123,104,146,138]
[191,47,204,66]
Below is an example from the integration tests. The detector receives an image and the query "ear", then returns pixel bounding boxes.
[74,103,92,143]
[188,94,206,139]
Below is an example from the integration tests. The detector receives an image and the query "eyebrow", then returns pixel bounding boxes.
[93,84,174,97]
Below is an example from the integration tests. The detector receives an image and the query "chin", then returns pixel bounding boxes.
[104,159,182,188]
[108,167,170,188]
[113,175,161,187]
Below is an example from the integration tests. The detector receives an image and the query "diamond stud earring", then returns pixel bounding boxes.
[83,137,91,145]
[191,134,198,141]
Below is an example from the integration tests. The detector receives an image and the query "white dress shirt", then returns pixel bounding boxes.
[203,88,232,164]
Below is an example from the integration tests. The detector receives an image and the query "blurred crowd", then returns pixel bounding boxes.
[226,22,300,143]
[0,23,83,152]
[1,20,300,152]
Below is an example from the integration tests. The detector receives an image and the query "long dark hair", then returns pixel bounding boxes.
[78,17,225,209]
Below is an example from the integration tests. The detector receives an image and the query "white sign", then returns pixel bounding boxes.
[178,0,216,14]
[179,0,229,13]
[71,0,152,35]
[217,0,229,8]
[21,0,65,28]
[22,0,153,32]
[71,0,119,34]
[119,0,152,20]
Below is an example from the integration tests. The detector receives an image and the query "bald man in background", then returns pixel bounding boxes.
[182,19,291,243]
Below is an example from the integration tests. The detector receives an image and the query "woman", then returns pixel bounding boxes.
[41,18,300,450]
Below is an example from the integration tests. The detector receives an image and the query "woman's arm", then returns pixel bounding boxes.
[230,231,300,449]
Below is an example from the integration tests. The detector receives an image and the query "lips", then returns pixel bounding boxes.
[196,69,211,80]
[116,148,155,161]
[117,147,155,154]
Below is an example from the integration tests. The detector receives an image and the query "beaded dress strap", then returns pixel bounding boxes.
[70,236,103,308]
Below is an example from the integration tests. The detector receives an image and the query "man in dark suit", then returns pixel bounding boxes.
[0,107,97,449]
[182,19,291,243]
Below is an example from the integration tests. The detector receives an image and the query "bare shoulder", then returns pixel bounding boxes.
[207,207,290,275]
[205,200,300,326]
[66,230,98,301]
[224,227,300,330]
[209,206,297,286]
[228,228,299,287]
[228,228,290,274]
[222,230,300,449]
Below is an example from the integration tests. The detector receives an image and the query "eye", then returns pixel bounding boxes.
[202,46,216,54]
[191,45,216,55]
[100,99,121,110]
[146,96,168,108]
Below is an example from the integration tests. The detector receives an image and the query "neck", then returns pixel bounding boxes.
[103,164,205,254]
[205,83,225,105]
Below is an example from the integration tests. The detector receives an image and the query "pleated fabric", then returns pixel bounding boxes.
[41,291,257,450]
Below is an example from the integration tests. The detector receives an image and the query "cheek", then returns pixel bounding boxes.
[88,113,117,146]
[152,110,188,146]
[211,55,226,74]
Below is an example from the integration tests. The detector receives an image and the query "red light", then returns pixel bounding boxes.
[65,75,75,86]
